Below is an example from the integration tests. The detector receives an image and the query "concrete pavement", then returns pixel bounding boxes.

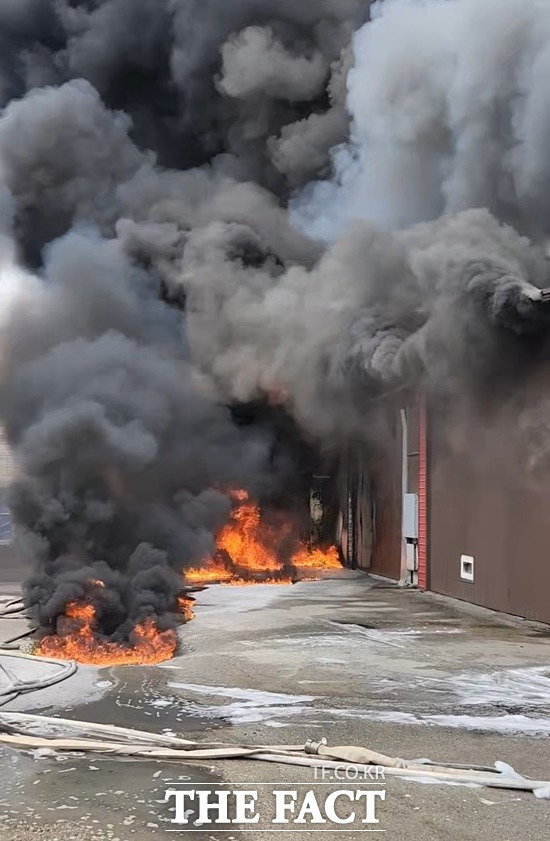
[1,571,549,839]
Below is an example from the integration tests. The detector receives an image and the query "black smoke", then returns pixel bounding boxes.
[1,0,550,642]
[0,226,299,638]
[0,0,367,262]
[0,0,369,641]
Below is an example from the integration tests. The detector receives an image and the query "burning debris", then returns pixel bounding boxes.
[36,602,177,666]
[30,489,339,664]
[186,490,341,586]
[0,0,549,663]
[178,595,196,623]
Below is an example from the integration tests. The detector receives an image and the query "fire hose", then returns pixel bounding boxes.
[0,650,548,799]
[0,651,77,707]
[0,708,549,799]
[0,598,27,619]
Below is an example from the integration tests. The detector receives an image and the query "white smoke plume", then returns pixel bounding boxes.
[296,0,550,238]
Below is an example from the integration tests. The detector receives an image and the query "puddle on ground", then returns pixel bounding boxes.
[0,669,322,837]
[66,684,223,736]
[0,746,225,839]
[55,667,228,736]
[0,669,233,839]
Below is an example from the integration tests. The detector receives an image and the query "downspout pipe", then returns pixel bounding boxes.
[400,408,408,585]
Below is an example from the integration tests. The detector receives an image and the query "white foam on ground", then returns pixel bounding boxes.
[165,682,317,725]
[267,625,462,657]
[322,709,550,735]
[447,667,550,707]
[327,622,463,647]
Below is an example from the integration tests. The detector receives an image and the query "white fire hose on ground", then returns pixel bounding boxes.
[0,650,77,707]
[0,598,27,619]
[0,707,549,799]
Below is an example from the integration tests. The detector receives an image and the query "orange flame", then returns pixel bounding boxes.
[186,491,341,586]
[36,601,177,665]
[185,561,235,584]
[291,545,341,569]
[36,493,340,664]
[178,595,196,622]
[217,490,285,574]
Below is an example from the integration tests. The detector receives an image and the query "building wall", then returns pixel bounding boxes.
[0,429,14,483]
[428,403,550,624]
[417,397,428,589]
[337,402,405,581]
[348,453,374,572]
[0,428,14,543]
[338,390,550,623]
[369,413,402,581]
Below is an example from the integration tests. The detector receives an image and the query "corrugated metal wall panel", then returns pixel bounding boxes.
[0,429,14,485]
[0,428,14,543]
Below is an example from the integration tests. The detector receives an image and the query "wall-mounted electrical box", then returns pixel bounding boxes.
[403,493,418,541]
[460,554,475,583]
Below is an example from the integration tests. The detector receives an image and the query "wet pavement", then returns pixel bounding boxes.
[1,572,550,839]
[0,666,229,840]
[0,749,220,840]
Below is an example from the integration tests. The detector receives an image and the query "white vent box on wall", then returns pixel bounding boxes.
[460,554,475,583]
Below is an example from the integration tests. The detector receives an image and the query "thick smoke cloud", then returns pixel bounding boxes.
[1,0,550,640]
[0,80,143,257]
[0,226,288,637]
[296,0,550,239]
[219,27,326,101]
[181,208,550,441]
[0,0,365,180]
